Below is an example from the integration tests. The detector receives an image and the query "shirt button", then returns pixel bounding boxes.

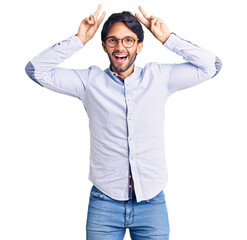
[129,185,132,188]
[129,175,131,178]
[128,118,131,120]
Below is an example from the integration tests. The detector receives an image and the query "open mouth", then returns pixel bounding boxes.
[114,54,128,63]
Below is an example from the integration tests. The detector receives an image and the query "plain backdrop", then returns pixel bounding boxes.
[1,0,246,239]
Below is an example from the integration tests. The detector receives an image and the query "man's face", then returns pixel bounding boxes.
[102,22,143,78]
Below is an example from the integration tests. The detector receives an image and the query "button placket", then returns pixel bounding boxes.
[126,79,134,194]
[125,79,133,155]
[125,77,137,199]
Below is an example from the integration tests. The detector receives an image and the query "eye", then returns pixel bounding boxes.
[124,38,134,43]
[107,38,117,43]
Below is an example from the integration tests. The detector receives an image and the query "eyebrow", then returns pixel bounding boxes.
[106,35,136,39]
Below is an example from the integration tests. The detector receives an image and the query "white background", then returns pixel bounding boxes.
[1,0,246,239]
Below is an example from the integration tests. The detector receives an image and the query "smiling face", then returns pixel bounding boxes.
[102,22,143,79]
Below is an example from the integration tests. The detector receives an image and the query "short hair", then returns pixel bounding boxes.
[101,11,144,43]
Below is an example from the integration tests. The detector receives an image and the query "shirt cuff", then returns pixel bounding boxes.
[52,34,85,52]
[163,33,179,51]
[73,34,85,48]
[163,32,199,52]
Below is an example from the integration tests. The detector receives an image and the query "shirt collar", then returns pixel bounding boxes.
[105,64,142,84]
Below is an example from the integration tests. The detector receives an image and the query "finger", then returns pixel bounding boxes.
[94,3,102,18]
[85,15,94,25]
[156,19,163,25]
[150,16,157,26]
[98,10,106,25]
[138,5,150,21]
[151,16,159,25]
[85,17,90,24]
[89,14,94,24]
[135,12,149,28]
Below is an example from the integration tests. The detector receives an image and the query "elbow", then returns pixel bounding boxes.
[212,56,222,78]
[25,61,34,78]
[25,61,43,87]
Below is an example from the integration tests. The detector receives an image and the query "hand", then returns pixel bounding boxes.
[135,6,171,44]
[76,4,106,45]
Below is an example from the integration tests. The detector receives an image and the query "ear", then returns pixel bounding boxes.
[102,42,107,53]
[136,41,143,54]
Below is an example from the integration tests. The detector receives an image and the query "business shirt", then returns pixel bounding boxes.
[25,33,222,202]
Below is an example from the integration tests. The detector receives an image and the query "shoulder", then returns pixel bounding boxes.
[88,65,103,73]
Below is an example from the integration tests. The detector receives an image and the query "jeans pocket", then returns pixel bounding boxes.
[90,185,104,200]
[145,190,165,204]
[90,185,115,201]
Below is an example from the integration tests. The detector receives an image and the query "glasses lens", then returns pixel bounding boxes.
[123,37,135,48]
[105,37,136,48]
[106,37,117,47]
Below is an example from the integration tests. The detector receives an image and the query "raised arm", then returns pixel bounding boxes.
[25,4,106,101]
[136,6,222,95]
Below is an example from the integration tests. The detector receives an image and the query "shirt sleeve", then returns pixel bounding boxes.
[25,34,89,102]
[160,33,222,95]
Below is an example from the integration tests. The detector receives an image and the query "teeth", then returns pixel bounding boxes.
[115,55,127,57]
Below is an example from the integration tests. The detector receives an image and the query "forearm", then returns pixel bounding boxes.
[159,33,222,94]
[25,35,89,100]
[164,33,222,78]
[25,34,84,87]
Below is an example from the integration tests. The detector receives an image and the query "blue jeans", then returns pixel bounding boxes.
[86,185,170,240]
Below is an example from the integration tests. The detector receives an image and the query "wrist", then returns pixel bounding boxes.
[75,34,87,45]
[160,32,171,44]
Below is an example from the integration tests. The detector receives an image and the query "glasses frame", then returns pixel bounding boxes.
[104,36,139,48]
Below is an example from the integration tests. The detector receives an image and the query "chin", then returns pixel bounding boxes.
[115,66,129,73]
[111,62,129,73]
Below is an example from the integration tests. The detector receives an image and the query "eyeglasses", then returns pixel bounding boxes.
[104,37,139,48]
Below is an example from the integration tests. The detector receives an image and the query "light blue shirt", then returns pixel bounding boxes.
[25,33,222,202]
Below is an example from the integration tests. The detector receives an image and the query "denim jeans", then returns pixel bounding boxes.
[86,185,170,240]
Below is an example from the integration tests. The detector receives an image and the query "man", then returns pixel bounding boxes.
[25,4,222,240]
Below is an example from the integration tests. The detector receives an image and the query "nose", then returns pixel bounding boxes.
[115,39,125,50]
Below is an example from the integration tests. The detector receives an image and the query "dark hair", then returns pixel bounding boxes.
[101,11,144,43]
